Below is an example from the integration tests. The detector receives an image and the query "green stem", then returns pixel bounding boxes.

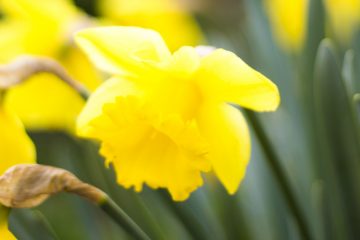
[244,110,312,240]
[99,197,151,240]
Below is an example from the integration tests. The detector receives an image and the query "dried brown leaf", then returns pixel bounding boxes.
[0,164,106,208]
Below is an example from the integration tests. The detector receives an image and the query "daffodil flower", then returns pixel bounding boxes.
[97,0,204,51]
[0,0,101,131]
[264,0,309,52]
[75,27,280,200]
[265,0,360,51]
[324,0,360,44]
[0,96,35,239]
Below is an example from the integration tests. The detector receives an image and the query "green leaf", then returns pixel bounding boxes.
[302,0,325,74]
[314,39,360,239]
[10,209,58,240]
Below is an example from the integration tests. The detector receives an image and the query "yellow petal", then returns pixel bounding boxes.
[166,46,200,77]
[0,0,78,21]
[324,0,360,44]
[0,106,35,175]
[197,103,250,194]
[61,47,103,92]
[0,21,27,62]
[138,46,201,121]
[75,26,171,75]
[92,97,210,201]
[264,0,309,51]
[0,0,81,57]
[197,49,280,111]
[0,205,15,240]
[97,0,204,51]
[4,73,85,132]
[77,77,138,137]
[0,221,15,240]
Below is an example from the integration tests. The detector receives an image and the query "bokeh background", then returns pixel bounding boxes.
[2,0,360,239]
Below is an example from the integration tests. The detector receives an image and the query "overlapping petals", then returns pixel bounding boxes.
[196,103,250,194]
[75,27,171,75]
[76,26,280,200]
[98,0,204,51]
[92,97,210,201]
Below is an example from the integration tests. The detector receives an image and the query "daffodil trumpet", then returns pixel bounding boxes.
[0,56,89,99]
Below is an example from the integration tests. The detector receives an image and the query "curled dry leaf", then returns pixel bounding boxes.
[0,56,89,98]
[0,164,106,208]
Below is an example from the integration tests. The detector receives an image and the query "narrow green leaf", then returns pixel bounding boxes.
[314,39,360,239]
[10,209,58,240]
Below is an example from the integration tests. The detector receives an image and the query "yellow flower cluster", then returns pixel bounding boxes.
[265,0,360,51]
[0,0,206,236]
[0,0,280,237]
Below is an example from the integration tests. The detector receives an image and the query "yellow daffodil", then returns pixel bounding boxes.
[75,27,280,201]
[97,0,204,51]
[0,0,80,57]
[264,0,309,52]
[0,0,102,131]
[324,0,360,44]
[0,95,36,239]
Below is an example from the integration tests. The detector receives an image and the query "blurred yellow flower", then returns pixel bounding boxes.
[97,0,204,51]
[264,0,309,52]
[0,95,35,239]
[324,0,360,44]
[0,103,35,175]
[0,205,14,240]
[265,0,360,50]
[0,0,102,131]
[75,27,280,200]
